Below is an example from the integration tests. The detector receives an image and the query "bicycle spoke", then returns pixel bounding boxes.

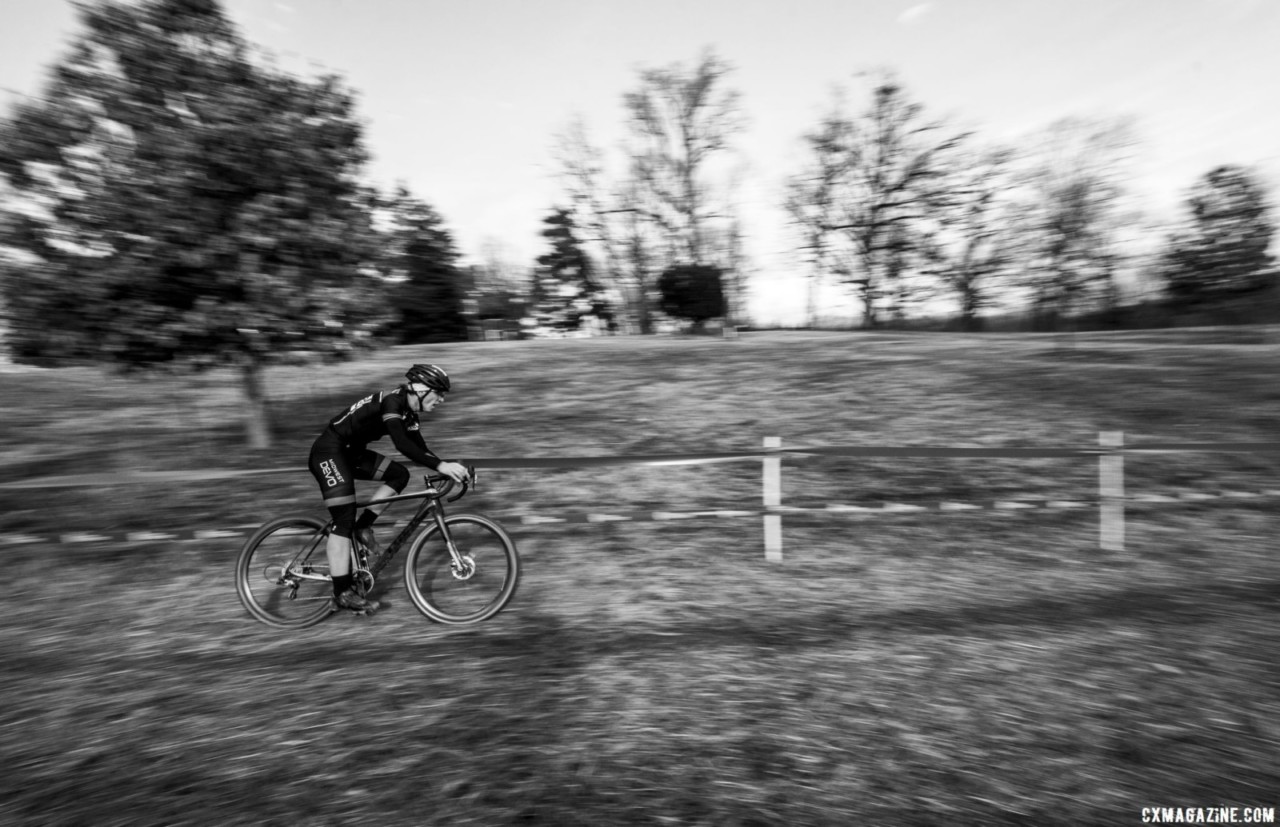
[404,515,519,624]
[235,517,334,628]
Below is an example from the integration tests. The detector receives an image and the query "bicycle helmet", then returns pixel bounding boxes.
[405,363,451,393]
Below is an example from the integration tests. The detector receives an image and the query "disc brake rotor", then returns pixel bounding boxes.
[451,554,477,580]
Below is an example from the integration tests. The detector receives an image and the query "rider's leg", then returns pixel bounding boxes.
[327,505,380,612]
[326,531,353,577]
[326,502,359,595]
[308,436,378,611]
[356,484,396,526]
[308,435,358,588]
[356,462,410,532]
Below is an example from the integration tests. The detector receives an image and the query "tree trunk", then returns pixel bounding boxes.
[807,271,818,328]
[861,281,878,329]
[635,271,654,335]
[241,360,271,450]
[961,283,981,331]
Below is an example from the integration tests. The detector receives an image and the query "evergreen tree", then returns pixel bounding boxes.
[384,187,467,343]
[531,207,610,333]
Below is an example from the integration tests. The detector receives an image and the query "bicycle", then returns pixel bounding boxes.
[235,467,520,628]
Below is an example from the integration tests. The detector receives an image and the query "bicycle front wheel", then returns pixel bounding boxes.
[235,515,334,629]
[403,514,520,624]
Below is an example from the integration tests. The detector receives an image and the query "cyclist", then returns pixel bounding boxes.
[307,363,469,615]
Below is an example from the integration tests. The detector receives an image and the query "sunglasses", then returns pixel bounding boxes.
[414,388,445,407]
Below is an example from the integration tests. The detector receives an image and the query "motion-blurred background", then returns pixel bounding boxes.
[1,2,1276,825]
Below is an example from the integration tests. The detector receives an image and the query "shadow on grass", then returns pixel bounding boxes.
[850,578,1279,633]
[465,576,1280,658]
[16,578,1276,677]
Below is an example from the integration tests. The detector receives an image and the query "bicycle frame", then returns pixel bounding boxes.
[269,473,473,601]
[238,466,517,628]
[336,472,472,578]
[358,486,450,577]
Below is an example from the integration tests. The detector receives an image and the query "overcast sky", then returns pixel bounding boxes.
[4,0,1277,324]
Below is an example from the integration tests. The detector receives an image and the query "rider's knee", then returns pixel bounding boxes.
[328,502,358,538]
[385,461,410,493]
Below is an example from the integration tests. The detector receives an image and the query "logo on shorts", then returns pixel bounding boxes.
[320,460,345,488]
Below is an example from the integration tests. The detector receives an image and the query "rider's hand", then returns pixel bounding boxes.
[436,461,470,483]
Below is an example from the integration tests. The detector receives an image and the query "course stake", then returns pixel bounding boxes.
[1100,431,1125,551]
[763,436,783,561]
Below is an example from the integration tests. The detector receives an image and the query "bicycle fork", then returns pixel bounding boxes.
[431,504,477,580]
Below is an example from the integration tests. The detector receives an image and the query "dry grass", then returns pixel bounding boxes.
[1,329,1278,826]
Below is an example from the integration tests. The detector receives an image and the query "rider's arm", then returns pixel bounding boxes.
[385,418,443,470]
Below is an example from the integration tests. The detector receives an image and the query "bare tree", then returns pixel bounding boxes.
[1012,116,1136,325]
[551,117,655,332]
[787,75,968,327]
[785,103,853,327]
[622,48,743,268]
[551,50,743,333]
[722,216,749,329]
[552,118,618,281]
[613,173,662,333]
[917,146,1018,329]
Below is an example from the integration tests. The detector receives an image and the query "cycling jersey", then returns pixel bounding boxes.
[325,387,442,470]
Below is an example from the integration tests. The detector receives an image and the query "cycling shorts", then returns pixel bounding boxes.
[307,428,398,508]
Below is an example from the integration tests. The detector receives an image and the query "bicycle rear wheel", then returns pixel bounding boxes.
[235,515,334,629]
[403,514,520,624]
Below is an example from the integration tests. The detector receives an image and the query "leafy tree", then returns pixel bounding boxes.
[657,263,725,332]
[0,0,382,448]
[530,207,610,333]
[1160,164,1275,304]
[382,187,467,343]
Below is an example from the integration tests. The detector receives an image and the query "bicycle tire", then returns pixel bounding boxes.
[403,514,520,624]
[235,515,334,629]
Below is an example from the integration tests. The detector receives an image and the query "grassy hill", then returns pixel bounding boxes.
[2,330,1277,825]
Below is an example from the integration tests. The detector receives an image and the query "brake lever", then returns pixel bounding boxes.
[424,474,451,498]
[446,465,474,503]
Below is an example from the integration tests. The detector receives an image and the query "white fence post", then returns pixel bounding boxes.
[763,436,783,562]
[1100,431,1125,551]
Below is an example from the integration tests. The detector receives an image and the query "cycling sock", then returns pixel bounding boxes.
[333,573,353,596]
[356,510,379,531]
